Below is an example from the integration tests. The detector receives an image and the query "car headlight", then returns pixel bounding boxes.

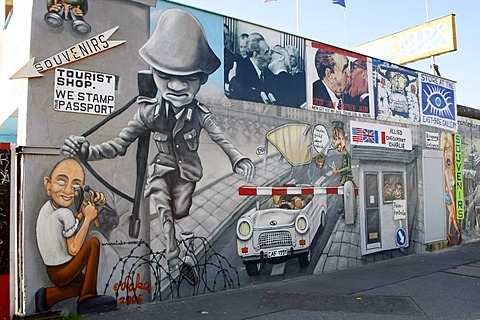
[237,218,253,240]
[295,215,309,234]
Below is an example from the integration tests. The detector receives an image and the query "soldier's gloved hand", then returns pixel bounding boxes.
[61,135,90,158]
[234,158,255,181]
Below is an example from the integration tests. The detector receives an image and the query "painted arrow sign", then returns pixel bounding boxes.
[10,26,125,79]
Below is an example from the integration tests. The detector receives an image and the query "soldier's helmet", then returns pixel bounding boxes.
[139,8,220,76]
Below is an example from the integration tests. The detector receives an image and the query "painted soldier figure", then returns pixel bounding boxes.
[331,120,353,185]
[61,9,255,276]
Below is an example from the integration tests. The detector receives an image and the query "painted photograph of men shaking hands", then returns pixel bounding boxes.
[224,18,306,108]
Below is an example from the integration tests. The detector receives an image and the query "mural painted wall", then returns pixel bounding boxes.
[456,117,480,233]
[0,145,12,320]
[8,0,478,318]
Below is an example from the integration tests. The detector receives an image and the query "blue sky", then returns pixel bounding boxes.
[166,0,479,109]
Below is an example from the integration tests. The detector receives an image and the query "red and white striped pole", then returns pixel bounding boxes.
[239,185,359,196]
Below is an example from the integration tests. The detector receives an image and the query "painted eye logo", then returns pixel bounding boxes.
[422,84,454,120]
[429,94,446,109]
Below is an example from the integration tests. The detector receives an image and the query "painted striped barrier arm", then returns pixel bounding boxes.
[239,185,359,196]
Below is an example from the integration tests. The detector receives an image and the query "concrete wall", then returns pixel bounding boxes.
[5,0,478,318]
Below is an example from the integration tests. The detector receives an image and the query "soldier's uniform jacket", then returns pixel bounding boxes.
[338,151,353,185]
[87,96,247,190]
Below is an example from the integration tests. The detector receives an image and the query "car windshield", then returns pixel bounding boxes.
[262,193,313,210]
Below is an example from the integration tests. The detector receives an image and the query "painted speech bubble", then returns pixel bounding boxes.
[312,124,331,154]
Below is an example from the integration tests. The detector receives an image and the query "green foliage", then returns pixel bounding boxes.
[55,313,86,320]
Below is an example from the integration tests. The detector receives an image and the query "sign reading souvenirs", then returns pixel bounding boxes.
[10,27,125,79]
[350,120,412,150]
[454,134,464,220]
[54,68,116,115]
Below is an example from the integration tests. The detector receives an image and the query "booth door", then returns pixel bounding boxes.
[364,172,381,250]
[360,163,408,255]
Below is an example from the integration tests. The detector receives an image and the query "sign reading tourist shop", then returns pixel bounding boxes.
[350,121,412,150]
[54,68,115,115]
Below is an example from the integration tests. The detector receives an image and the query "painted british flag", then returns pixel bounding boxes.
[352,127,379,144]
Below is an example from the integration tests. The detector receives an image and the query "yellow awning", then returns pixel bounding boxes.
[266,123,313,166]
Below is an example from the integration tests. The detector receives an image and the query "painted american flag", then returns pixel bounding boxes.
[352,127,379,144]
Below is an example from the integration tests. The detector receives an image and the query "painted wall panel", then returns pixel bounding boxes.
[6,0,479,318]
[423,150,446,243]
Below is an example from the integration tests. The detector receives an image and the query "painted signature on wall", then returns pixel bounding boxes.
[113,272,150,305]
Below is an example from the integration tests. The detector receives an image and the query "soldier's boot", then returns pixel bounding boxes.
[180,232,199,286]
[161,210,181,276]
[44,1,65,28]
[70,5,91,35]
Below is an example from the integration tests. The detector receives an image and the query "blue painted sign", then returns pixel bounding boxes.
[420,73,457,131]
[396,227,407,247]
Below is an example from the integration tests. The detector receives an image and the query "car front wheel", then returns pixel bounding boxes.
[320,211,327,229]
[245,261,260,276]
[298,250,310,268]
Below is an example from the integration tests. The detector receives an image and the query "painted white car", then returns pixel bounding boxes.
[236,185,328,276]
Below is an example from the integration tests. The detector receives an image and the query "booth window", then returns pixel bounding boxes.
[382,172,404,203]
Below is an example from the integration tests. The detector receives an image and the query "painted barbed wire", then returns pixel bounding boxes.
[190,236,240,295]
[103,236,240,303]
[102,240,163,304]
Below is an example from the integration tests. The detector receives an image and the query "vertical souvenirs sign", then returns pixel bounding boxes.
[0,144,12,320]
[454,134,464,220]
[420,73,457,131]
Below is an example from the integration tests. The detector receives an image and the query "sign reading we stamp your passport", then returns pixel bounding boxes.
[54,67,115,115]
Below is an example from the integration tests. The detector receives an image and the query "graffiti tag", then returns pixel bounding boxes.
[113,272,150,305]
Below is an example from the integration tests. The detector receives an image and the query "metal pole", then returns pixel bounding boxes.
[425,0,430,20]
[344,7,347,48]
[296,0,299,34]
[425,0,439,75]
